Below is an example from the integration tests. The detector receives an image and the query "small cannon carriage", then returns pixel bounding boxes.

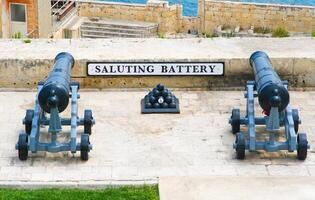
[229,51,309,160]
[16,52,95,161]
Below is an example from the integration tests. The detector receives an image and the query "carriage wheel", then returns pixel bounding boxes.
[231,109,241,134]
[18,133,28,161]
[297,133,307,160]
[84,110,93,135]
[80,134,90,161]
[25,110,34,135]
[235,132,245,160]
[292,109,299,133]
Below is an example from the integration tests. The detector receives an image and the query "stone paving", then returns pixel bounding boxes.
[159,176,315,200]
[0,89,315,186]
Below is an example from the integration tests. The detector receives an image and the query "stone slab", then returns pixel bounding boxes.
[159,176,315,200]
[0,89,314,187]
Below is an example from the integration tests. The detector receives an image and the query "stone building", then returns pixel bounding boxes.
[0,0,52,38]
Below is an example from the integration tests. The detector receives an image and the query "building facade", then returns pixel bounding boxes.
[0,0,52,38]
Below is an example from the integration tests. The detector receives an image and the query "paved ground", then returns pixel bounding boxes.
[0,89,315,187]
[159,176,315,200]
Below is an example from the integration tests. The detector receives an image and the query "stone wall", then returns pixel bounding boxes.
[77,0,198,33]
[1,56,314,89]
[77,0,315,36]
[0,0,2,38]
[200,0,315,34]
[0,39,314,89]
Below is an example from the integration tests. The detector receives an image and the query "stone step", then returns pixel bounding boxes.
[82,21,158,30]
[81,30,144,38]
[80,25,151,34]
[80,33,112,38]
[81,33,140,38]
[81,23,157,31]
[81,31,155,38]
[81,29,144,38]
[80,19,158,38]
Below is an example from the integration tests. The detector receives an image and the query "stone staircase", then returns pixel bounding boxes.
[80,18,158,38]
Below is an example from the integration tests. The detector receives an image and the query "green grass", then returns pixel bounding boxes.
[13,32,22,39]
[312,31,315,38]
[157,32,165,39]
[23,39,32,44]
[222,31,235,38]
[0,185,159,200]
[202,33,218,38]
[203,32,214,38]
[272,27,289,38]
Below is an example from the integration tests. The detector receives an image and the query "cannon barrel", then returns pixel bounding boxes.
[249,51,289,112]
[38,52,75,113]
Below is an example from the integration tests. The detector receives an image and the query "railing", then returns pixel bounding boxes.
[51,0,75,21]
[51,0,63,11]
[56,8,77,29]
[27,29,38,38]
[58,1,76,21]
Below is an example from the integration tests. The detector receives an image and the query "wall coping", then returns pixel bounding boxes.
[77,0,147,7]
[207,0,315,9]
[77,0,175,8]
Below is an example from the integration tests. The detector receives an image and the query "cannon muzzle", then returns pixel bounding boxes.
[38,52,74,113]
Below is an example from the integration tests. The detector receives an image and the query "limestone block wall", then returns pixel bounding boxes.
[200,0,315,34]
[0,0,2,38]
[181,17,198,33]
[77,0,198,33]
[1,55,314,89]
[0,39,315,89]
[77,0,315,36]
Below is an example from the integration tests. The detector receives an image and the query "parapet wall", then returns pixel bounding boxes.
[200,0,315,34]
[77,0,198,33]
[0,38,314,89]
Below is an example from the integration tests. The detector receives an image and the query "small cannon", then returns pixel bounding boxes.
[16,52,95,161]
[229,51,309,160]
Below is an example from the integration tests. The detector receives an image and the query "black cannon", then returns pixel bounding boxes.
[38,52,73,114]
[229,51,309,160]
[16,52,95,161]
[250,51,289,113]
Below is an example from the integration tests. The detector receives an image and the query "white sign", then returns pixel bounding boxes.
[87,62,224,76]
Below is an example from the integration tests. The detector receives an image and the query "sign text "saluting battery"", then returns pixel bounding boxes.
[87,63,224,76]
